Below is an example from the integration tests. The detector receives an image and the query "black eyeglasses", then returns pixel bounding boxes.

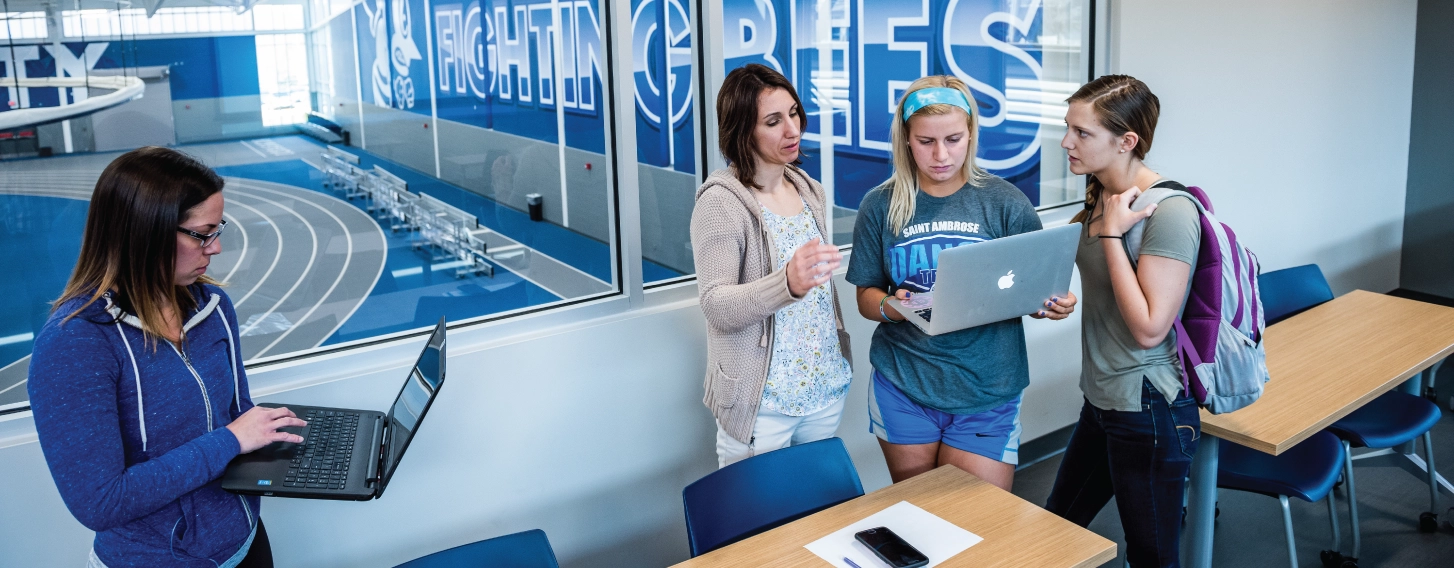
[177,218,227,248]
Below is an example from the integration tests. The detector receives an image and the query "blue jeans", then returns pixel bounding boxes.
[1046,380,1200,568]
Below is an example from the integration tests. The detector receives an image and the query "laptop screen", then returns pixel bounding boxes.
[377,317,446,494]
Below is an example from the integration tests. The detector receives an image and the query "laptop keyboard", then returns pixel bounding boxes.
[915,308,933,322]
[283,410,360,490]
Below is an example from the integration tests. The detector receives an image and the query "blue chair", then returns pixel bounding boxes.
[1218,432,1347,568]
[1258,264,1335,326]
[1258,264,1448,566]
[682,437,864,557]
[394,529,561,568]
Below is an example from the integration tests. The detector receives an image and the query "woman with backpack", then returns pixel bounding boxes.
[691,63,853,468]
[846,75,1076,490]
[1044,75,1202,567]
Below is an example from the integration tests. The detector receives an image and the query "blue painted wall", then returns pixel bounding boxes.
[0,37,261,110]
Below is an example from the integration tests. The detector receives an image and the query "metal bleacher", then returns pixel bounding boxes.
[321,147,494,279]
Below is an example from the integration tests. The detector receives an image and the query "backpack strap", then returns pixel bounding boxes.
[1122,180,1205,269]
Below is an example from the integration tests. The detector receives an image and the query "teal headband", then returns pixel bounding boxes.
[901,87,974,121]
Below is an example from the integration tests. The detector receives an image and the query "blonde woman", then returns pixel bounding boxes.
[846,76,1075,489]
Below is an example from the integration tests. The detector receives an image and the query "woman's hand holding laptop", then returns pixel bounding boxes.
[1029,292,1078,321]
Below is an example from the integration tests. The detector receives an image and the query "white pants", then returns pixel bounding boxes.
[715,395,847,468]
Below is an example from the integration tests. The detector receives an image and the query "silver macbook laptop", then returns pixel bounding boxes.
[888,223,1080,335]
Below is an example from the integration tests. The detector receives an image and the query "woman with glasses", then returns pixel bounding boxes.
[28,147,305,568]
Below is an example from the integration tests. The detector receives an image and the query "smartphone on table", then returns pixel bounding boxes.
[854,526,929,568]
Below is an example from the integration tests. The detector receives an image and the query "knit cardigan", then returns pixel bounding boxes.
[691,165,852,444]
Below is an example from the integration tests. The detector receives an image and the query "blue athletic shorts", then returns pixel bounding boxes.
[868,370,1023,465]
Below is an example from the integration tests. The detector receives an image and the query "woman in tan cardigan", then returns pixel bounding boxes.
[691,63,853,468]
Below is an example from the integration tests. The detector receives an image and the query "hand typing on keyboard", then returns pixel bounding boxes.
[226,406,307,453]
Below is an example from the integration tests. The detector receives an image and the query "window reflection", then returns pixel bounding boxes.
[0,1,626,414]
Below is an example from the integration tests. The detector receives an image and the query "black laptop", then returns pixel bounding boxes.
[222,318,447,501]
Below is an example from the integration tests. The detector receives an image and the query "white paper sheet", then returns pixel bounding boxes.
[803,501,982,568]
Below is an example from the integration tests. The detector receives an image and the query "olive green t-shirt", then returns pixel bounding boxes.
[1077,192,1200,411]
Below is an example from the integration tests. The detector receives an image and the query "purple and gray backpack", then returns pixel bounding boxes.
[1126,181,1269,414]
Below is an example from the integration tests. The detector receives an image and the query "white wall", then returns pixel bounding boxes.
[0,276,1084,568]
[1114,0,1416,295]
[0,1,1418,566]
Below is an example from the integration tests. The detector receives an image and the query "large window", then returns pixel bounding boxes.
[0,0,1100,414]
[300,0,624,344]
[634,0,700,284]
[637,0,1093,285]
[1,12,47,42]
[257,33,311,126]
[63,6,305,38]
[712,0,1093,247]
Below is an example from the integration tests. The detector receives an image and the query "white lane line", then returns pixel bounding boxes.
[234,190,320,338]
[527,244,612,287]
[221,198,284,310]
[0,188,92,199]
[238,140,269,158]
[0,377,26,396]
[267,179,388,351]
[318,214,387,346]
[392,259,472,278]
[480,258,569,300]
[488,244,526,254]
[232,181,360,357]
[216,210,249,286]
[0,333,33,346]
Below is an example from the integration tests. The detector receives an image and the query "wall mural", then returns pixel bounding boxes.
[0,43,110,111]
[631,0,695,174]
[358,0,427,114]
[721,0,1078,207]
[1,0,1076,209]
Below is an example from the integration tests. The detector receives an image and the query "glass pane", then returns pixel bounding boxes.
[633,0,697,284]
[717,0,1091,245]
[326,0,620,342]
[0,0,621,413]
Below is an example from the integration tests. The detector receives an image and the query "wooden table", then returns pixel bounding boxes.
[1184,290,1454,568]
[673,465,1116,568]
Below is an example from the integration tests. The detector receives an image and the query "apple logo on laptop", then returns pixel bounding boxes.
[998,270,1015,290]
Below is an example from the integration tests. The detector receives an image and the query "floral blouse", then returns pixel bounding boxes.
[759,203,852,416]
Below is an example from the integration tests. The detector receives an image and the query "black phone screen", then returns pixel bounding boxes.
[855,526,929,568]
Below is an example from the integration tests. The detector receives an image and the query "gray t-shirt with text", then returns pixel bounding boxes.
[847,177,1041,415]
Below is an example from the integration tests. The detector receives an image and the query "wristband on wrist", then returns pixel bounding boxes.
[878,295,899,323]
[1098,235,1123,240]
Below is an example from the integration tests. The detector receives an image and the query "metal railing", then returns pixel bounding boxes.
[322,148,494,278]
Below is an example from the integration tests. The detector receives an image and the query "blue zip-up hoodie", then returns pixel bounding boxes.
[29,283,259,567]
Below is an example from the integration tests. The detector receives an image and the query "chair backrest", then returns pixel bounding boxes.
[394,529,560,568]
[682,437,864,557]
[1257,264,1333,326]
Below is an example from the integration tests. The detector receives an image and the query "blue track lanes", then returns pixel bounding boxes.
[1,142,684,371]
[215,153,681,347]
[221,145,681,283]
